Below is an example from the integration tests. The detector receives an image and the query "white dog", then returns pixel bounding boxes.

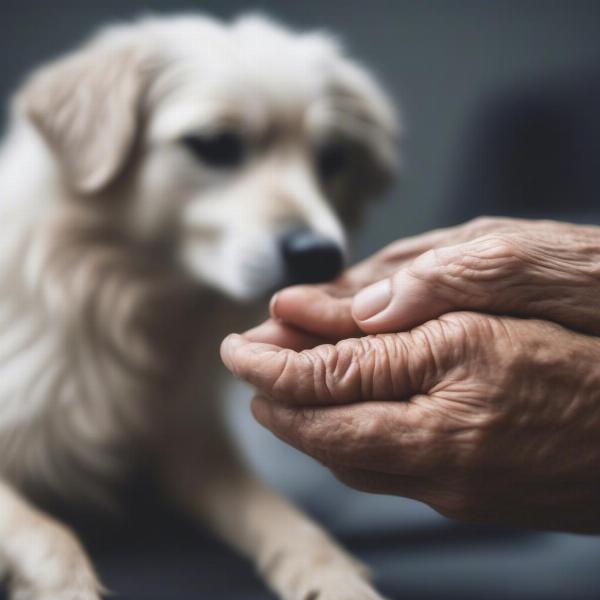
[0,13,397,600]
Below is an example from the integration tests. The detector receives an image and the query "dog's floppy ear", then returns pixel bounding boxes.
[17,40,152,195]
[332,59,399,181]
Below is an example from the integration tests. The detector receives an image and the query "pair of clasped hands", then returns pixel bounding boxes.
[221,217,600,533]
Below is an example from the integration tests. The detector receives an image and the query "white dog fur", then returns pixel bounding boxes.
[0,13,397,600]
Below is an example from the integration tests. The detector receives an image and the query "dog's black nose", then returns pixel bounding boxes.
[280,228,344,285]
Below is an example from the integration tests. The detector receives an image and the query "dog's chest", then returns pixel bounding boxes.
[0,291,151,494]
[0,230,262,497]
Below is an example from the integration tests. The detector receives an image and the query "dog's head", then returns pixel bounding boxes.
[17,14,398,300]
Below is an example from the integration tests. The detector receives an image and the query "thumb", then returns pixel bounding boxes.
[352,250,452,334]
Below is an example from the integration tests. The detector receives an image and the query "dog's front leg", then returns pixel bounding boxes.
[161,428,386,600]
[0,480,101,600]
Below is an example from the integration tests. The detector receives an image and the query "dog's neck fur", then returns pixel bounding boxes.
[0,118,251,502]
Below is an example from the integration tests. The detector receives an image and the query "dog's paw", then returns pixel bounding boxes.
[11,588,101,600]
[296,569,387,600]
[10,572,102,600]
[8,520,102,600]
[273,563,387,600]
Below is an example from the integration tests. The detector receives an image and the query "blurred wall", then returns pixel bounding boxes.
[2,0,600,259]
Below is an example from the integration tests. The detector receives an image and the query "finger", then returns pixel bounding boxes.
[353,230,600,335]
[352,248,453,334]
[221,329,440,406]
[242,319,329,351]
[251,395,445,475]
[271,285,360,340]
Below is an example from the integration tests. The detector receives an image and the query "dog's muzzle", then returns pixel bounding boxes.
[279,227,344,285]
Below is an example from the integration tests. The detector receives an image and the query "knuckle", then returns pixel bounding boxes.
[270,349,302,399]
[406,248,478,305]
[407,234,525,307]
[306,346,335,403]
[327,336,399,403]
[323,340,363,403]
[477,232,522,258]
[454,234,523,287]
[407,248,444,282]
[406,325,443,387]
[411,312,491,366]
[435,311,521,386]
[440,311,495,338]
[358,336,396,399]
[274,344,357,405]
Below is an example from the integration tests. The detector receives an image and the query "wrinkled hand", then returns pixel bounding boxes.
[221,217,600,532]
[221,313,600,532]
[271,216,600,337]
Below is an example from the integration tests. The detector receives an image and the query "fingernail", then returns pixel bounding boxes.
[353,278,392,321]
[269,292,280,319]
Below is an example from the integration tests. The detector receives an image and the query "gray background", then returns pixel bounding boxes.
[2,2,600,599]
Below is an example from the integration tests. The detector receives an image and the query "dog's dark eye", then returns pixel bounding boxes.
[182,131,246,169]
[315,142,349,181]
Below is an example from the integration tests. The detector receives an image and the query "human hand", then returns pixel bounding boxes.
[221,312,600,532]
[271,217,600,338]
